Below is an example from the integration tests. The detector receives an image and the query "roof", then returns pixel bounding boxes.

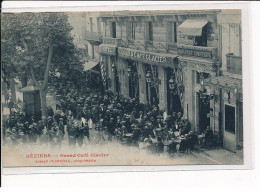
[20,79,40,92]
[100,10,221,17]
[204,74,242,93]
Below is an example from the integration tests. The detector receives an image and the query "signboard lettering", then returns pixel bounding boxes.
[178,48,213,59]
[118,48,172,64]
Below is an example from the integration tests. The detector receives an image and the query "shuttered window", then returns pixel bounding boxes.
[167,21,177,44]
[126,21,136,40]
[145,22,153,41]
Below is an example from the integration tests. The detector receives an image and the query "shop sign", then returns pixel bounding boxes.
[99,45,117,56]
[178,48,213,58]
[118,48,174,65]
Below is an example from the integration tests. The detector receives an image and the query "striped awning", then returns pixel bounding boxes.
[178,19,208,36]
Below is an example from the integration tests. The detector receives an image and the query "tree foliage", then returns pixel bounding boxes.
[1,12,83,88]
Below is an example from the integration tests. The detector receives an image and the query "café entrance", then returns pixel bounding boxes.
[127,60,139,99]
[198,92,210,132]
[166,68,182,114]
[145,64,159,107]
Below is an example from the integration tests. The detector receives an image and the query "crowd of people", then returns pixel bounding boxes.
[3,83,216,155]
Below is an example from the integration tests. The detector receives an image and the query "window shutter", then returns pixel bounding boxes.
[126,21,131,40]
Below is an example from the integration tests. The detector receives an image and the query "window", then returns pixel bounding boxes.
[145,22,153,41]
[194,25,207,47]
[111,22,117,38]
[97,18,101,33]
[225,105,235,134]
[126,22,136,40]
[89,18,93,33]
[167,21,177,44]
[196,72,210,84]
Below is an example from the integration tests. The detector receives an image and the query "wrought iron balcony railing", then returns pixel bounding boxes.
[102,37,125,47]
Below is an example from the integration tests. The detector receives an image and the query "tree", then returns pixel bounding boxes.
[1,12,83,117]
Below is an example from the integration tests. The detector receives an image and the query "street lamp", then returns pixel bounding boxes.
[127,66,132,77]
[111,63,116,73]
[168,76,176,90]
[145,71,152,84]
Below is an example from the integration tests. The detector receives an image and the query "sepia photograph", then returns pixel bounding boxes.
[1,7,246,168]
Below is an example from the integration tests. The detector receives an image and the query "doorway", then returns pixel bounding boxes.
[145,64,159,107]
[198,93,210,132]
[128,61,139,99]
[166,68,182,114]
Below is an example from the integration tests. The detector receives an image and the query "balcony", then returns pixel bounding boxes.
[85,32,102,44]
[226,54,242,75]
[177,44,218,60]
[102,37,126,47]
[127,40,171,53]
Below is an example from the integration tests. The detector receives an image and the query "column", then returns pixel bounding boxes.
[107,56,115,92]
[123,60,129,98]
[195,92,200,132]
[117,58,129,98]
[137,62,147,104]
[158,66,167,111]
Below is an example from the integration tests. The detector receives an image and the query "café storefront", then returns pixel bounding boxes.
[99,44,118,92]
[116,47,179,112]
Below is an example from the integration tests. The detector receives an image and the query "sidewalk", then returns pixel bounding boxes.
[194,148,243,165]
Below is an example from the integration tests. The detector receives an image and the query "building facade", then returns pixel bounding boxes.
[95,10,242,152]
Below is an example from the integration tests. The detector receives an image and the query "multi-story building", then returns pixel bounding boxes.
[204,10,242,152]
[68,13,88,57]
[98,9,243,152]
[69,12,104,88]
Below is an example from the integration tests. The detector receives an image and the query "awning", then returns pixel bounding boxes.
[83,60,99,72]
[20,85,40,92]
[76,44,86,49]
[178,19,208,36]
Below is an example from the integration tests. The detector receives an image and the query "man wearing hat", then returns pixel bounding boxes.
[132,126,141,145]
[58,118,65,136]
[68,122,77,147]
[47,116,54,131]
[54,110,61,124]
[47,106,54,117]
[76,124,84,147]
[28,125,34,143]
[40,128,49,146]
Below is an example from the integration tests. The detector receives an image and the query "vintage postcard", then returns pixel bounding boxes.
[1,4,252,171]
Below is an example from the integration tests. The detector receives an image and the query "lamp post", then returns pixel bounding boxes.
[127,65,135,98]
[146,71,152,105]
[168,75,176,113]
[111,63,119,94]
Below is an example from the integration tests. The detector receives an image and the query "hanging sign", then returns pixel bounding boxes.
[99,45,117,56]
